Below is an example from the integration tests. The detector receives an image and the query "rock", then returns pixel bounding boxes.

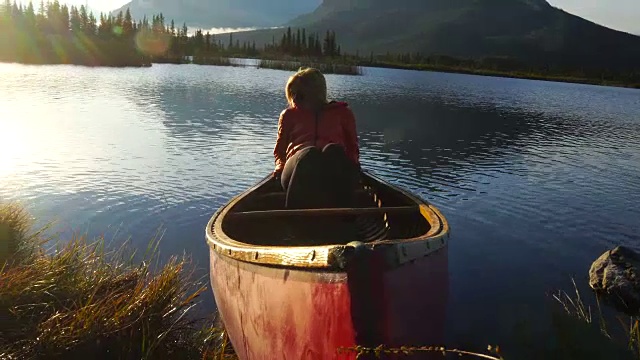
[589,246,640,316]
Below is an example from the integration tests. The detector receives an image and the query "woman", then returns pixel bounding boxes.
[273,67,361,209]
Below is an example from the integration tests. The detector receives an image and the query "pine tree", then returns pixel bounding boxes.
[88,11,96,35]
[78,5,88,33]
[115,10,123,30]
[98,13,109,38]
[301,28,307,54]
[286,26,291,53]
[204,31,211,52]
[24,1,36,30]
[69,5,80,32]
[61,4,69,33]
[142,15,148,30]
[210,33,216,50]
[123,8,133,36]
[315,34,322,57]
[323,30,330,57]
[331,31,337,56]
[308,34,314,55]
[194,29,204,53]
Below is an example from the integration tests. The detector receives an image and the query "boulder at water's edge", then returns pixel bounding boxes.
[589,246,640,315]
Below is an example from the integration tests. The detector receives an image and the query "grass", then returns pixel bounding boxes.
[258,59,362,75]
[0,201,236,360]
[336,345,504,359]
[193,56,235,67]
[550,278,640,360]
[0,202,45,266]
[5,200,640,359]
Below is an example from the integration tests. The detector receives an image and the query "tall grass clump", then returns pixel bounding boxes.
[0,201,236,360]
[0,202,44,266]
[551,278,639,360]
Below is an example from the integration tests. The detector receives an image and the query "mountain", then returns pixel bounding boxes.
[235,0,640,72]
[112,0,321,28]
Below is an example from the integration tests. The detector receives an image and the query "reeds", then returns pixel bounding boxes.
[337,345,504,359]
[552,278,640,359]
[193,56,234,66]
[258,59,362,75]
[0,201,44,266]
[0,202,235,360]
[10,199,640,359]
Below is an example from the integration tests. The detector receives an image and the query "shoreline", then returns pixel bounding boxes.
[0,59,152,68]
[3,57,637,89]
[359,61,640,89]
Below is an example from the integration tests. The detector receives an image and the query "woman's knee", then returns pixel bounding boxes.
[282,146,323,188]
[322,143,345,152]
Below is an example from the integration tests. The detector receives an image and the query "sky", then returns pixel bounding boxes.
[54,0,640,35]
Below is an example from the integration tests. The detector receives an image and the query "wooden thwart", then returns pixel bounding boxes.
[254,189,372,201]
[227,206,419,220]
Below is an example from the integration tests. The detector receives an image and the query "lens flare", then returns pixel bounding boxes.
[134,30,171,56]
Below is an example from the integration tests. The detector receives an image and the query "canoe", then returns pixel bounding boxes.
[205,170,450,360]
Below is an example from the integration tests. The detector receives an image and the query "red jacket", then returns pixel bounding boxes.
[273,101,360,174]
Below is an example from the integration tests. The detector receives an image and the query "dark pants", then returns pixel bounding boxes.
[281,144,358,209]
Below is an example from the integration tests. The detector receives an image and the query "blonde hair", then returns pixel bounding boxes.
[285,67,328,110]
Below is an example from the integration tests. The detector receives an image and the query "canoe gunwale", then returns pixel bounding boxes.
[205,171,450,270]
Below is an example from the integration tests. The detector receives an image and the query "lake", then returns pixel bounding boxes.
[1,62,639,356]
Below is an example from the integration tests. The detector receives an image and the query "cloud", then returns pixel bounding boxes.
[187,26,282,36]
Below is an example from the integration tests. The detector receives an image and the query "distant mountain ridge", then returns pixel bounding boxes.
[113,0,640,76]
[278,0,640,71]
[112,0,321,28]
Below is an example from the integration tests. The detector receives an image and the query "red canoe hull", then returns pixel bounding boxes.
[210,246,449,359]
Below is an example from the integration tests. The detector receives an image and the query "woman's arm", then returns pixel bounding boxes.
[273,110,289,175]
[342,107,360,168]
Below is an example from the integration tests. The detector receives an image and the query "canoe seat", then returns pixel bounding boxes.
[220,176,431,246]
[253,189,373,202]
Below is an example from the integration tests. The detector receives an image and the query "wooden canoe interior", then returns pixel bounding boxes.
[221,175,432,247]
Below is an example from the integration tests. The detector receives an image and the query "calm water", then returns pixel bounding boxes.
[1,63,639,354]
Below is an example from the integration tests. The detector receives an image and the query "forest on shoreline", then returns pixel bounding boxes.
[0,0,342,67]
[1,0,638,87]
